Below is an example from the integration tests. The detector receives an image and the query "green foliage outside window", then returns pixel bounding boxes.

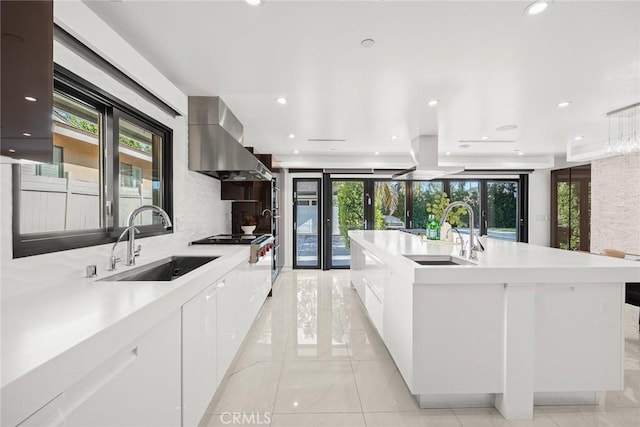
[412,182,443,229]
[374,182,406,230]
[487,182,517,232]
[449,182,480,228]
[556,182,581,250]
[426,192,466,227]
[119,135,152,153]
[336,182,364,249]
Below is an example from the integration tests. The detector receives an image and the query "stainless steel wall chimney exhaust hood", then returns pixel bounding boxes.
[188,96,272,181]
[392,135,463,180]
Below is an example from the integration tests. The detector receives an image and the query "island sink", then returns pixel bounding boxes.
[99,256,219,282]
[403,254,474,266]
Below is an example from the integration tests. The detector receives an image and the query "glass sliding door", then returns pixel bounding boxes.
[410,181,444,230]
[330,180,366,268]
[551,166,591,251]
[374,181,406,230]
[293,179,321,268]
[486,181,518,241]
[448,180,480,235]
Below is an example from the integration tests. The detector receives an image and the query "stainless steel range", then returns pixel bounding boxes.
[190,234,274,264]
[191,233,275,297]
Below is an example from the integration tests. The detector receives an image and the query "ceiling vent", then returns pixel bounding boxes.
[307,138,347,143]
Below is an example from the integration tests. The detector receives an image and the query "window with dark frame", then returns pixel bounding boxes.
[12,67,173,258]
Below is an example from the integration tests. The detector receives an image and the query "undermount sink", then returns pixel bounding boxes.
[403,255,474,266]
[99,256,219,282]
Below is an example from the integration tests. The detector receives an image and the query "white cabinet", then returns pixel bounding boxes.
[236,257,271,340]
[350,241,366,300]
[183,282,219,427]
[182,258,271,427]
[64,310,181,427]
[16,394,64,427]
[534,283,624,391]
[382,268,414,389]
[216,270,240,380]
[361,249,387,334]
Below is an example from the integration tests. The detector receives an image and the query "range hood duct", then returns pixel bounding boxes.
[392,135,463,180]
[188,96,272,181]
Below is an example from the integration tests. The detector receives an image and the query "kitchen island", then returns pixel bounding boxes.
[348,230,640,420]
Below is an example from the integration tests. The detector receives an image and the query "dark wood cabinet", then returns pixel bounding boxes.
[221,180,270,202]
[1,1,53,162]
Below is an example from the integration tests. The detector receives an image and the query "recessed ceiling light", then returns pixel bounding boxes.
[496,124,518,131]
[9,148,16,153]
[24,96,37,102]
[518,151,525,156]
[360,39,375,48]
[293,150,299,154]
[445,151,451,156]
[459,144,470,149]
[391,135,399,140]
[288,134,295,139]
[427,99,439,107]
[22,132,31,137]
[481,136,489,140]
[557,101,572,108]
[374,151,380,155]
[245,0,263,5]
[525,0,549,16]
[276,97,287,105]
[574,136,583,141]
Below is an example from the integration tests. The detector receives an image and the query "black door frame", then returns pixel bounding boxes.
[307,174,528,270]
[292,178,322,269]
[323,176,373,270]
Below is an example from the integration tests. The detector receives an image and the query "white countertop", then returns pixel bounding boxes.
[1,243,249,390]
[349,230,640,284]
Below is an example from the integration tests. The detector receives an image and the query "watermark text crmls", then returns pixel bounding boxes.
[219,412,272,425]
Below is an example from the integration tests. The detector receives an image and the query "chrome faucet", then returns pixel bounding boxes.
[448,227,466,258]
[109,226,139,271]
[440,201,484,260]
[125,205,172,266]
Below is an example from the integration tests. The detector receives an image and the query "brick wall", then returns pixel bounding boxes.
[591,152,640,255]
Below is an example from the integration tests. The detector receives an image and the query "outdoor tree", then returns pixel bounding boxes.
[449,182,479,228]
[412,182,443,229]
[426,192,466,227]
[487,182,517,231]
[556,181,581,250]
[374,182,406,229]
[336,182,364,248]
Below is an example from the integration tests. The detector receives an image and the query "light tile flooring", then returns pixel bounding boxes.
[201,270,640,426]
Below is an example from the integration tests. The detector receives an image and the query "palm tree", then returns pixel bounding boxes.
[375,182,399,215]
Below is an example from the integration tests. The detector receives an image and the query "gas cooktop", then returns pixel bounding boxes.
[190,234,269,245]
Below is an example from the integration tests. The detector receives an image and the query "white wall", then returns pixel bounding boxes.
[591,152,640,255]
[0,2,230,298]
[527,169,551,247]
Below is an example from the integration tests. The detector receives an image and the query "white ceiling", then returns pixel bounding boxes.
[85,0,639,169]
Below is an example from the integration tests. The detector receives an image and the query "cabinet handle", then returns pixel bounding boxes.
[363,277,382,303]
[205,287,217,300]
[364,250,383,265]
[64,348,138,416]
[217,280,226,288]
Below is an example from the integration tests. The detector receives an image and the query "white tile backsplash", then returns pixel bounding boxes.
[591,152,640,255]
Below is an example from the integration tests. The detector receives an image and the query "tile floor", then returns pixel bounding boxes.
[201,270,640,426]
